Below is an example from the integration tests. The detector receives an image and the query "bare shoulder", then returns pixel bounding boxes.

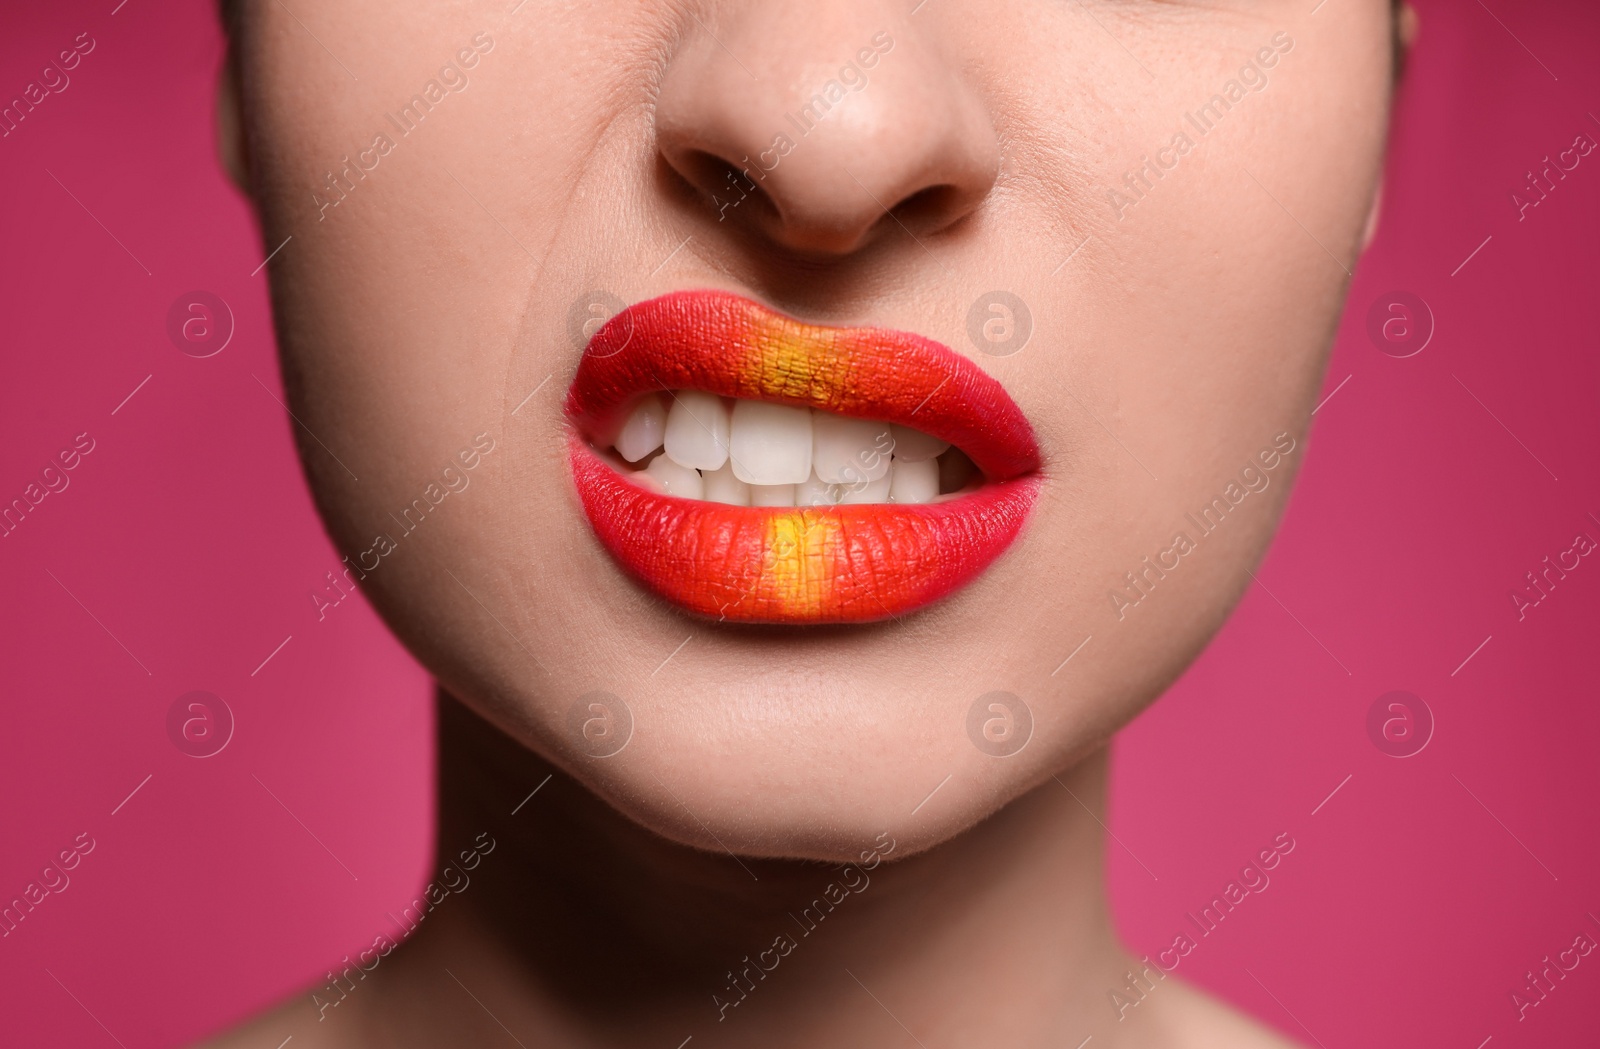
[189,993,354,1049]
[1134,975,1307,1049]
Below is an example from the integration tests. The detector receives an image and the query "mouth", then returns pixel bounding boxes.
[564,290,1041,624]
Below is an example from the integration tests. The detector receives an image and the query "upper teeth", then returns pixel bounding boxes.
[604,392,958,506]
[615,393,668,463]
[729,400,813,485]
[663,390,732,471]
[812,413,890,484]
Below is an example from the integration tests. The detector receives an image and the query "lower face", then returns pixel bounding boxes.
[239,0,1392,859]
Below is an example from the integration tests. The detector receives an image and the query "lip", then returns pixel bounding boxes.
[564,289,1041,623]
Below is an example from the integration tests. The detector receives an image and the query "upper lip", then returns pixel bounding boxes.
[563,289,1040,479]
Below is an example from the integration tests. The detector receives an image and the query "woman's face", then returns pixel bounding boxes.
[235,0,1392,860]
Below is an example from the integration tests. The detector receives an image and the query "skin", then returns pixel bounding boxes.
[208,0,1412,1045]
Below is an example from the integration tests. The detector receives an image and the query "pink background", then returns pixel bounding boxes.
[2,1,1596,1045]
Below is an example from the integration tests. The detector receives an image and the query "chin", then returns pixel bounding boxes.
[440,616,1125,864]
[542,719,1050,866]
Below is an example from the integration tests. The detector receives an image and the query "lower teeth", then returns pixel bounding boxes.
[600,391,977,506]
[617,448,975,506]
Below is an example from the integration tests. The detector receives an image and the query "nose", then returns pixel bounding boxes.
[653,6,1000,256]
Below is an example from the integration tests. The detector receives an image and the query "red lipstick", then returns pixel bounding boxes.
[564,290,1041,623]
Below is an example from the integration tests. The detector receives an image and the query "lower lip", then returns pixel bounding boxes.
[569,438,1040,623]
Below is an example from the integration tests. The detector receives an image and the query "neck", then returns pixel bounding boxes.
[357,692,1140,1047]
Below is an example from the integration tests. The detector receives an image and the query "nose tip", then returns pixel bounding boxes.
[654,16,999,256]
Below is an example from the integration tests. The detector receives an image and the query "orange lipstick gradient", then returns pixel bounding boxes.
[565,290,1041,623]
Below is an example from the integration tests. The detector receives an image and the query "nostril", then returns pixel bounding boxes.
[669,149,974,253]
[667,148,774,225]
[671,148,735,193]
[887,184,971,236]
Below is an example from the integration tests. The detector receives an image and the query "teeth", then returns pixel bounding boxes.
[836,471,892,504]
[939,446,978,494]
[701,463,751,505]
[888,457,938,504]
[604,392,972,506]
[888,424,950,463]
[749,482,796,507]
[644,454,704,499]
[795,475,839,507]
[730,401,813,485]
[615,394,667,463]
[812,414,892,485]
[664,391,731,471]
